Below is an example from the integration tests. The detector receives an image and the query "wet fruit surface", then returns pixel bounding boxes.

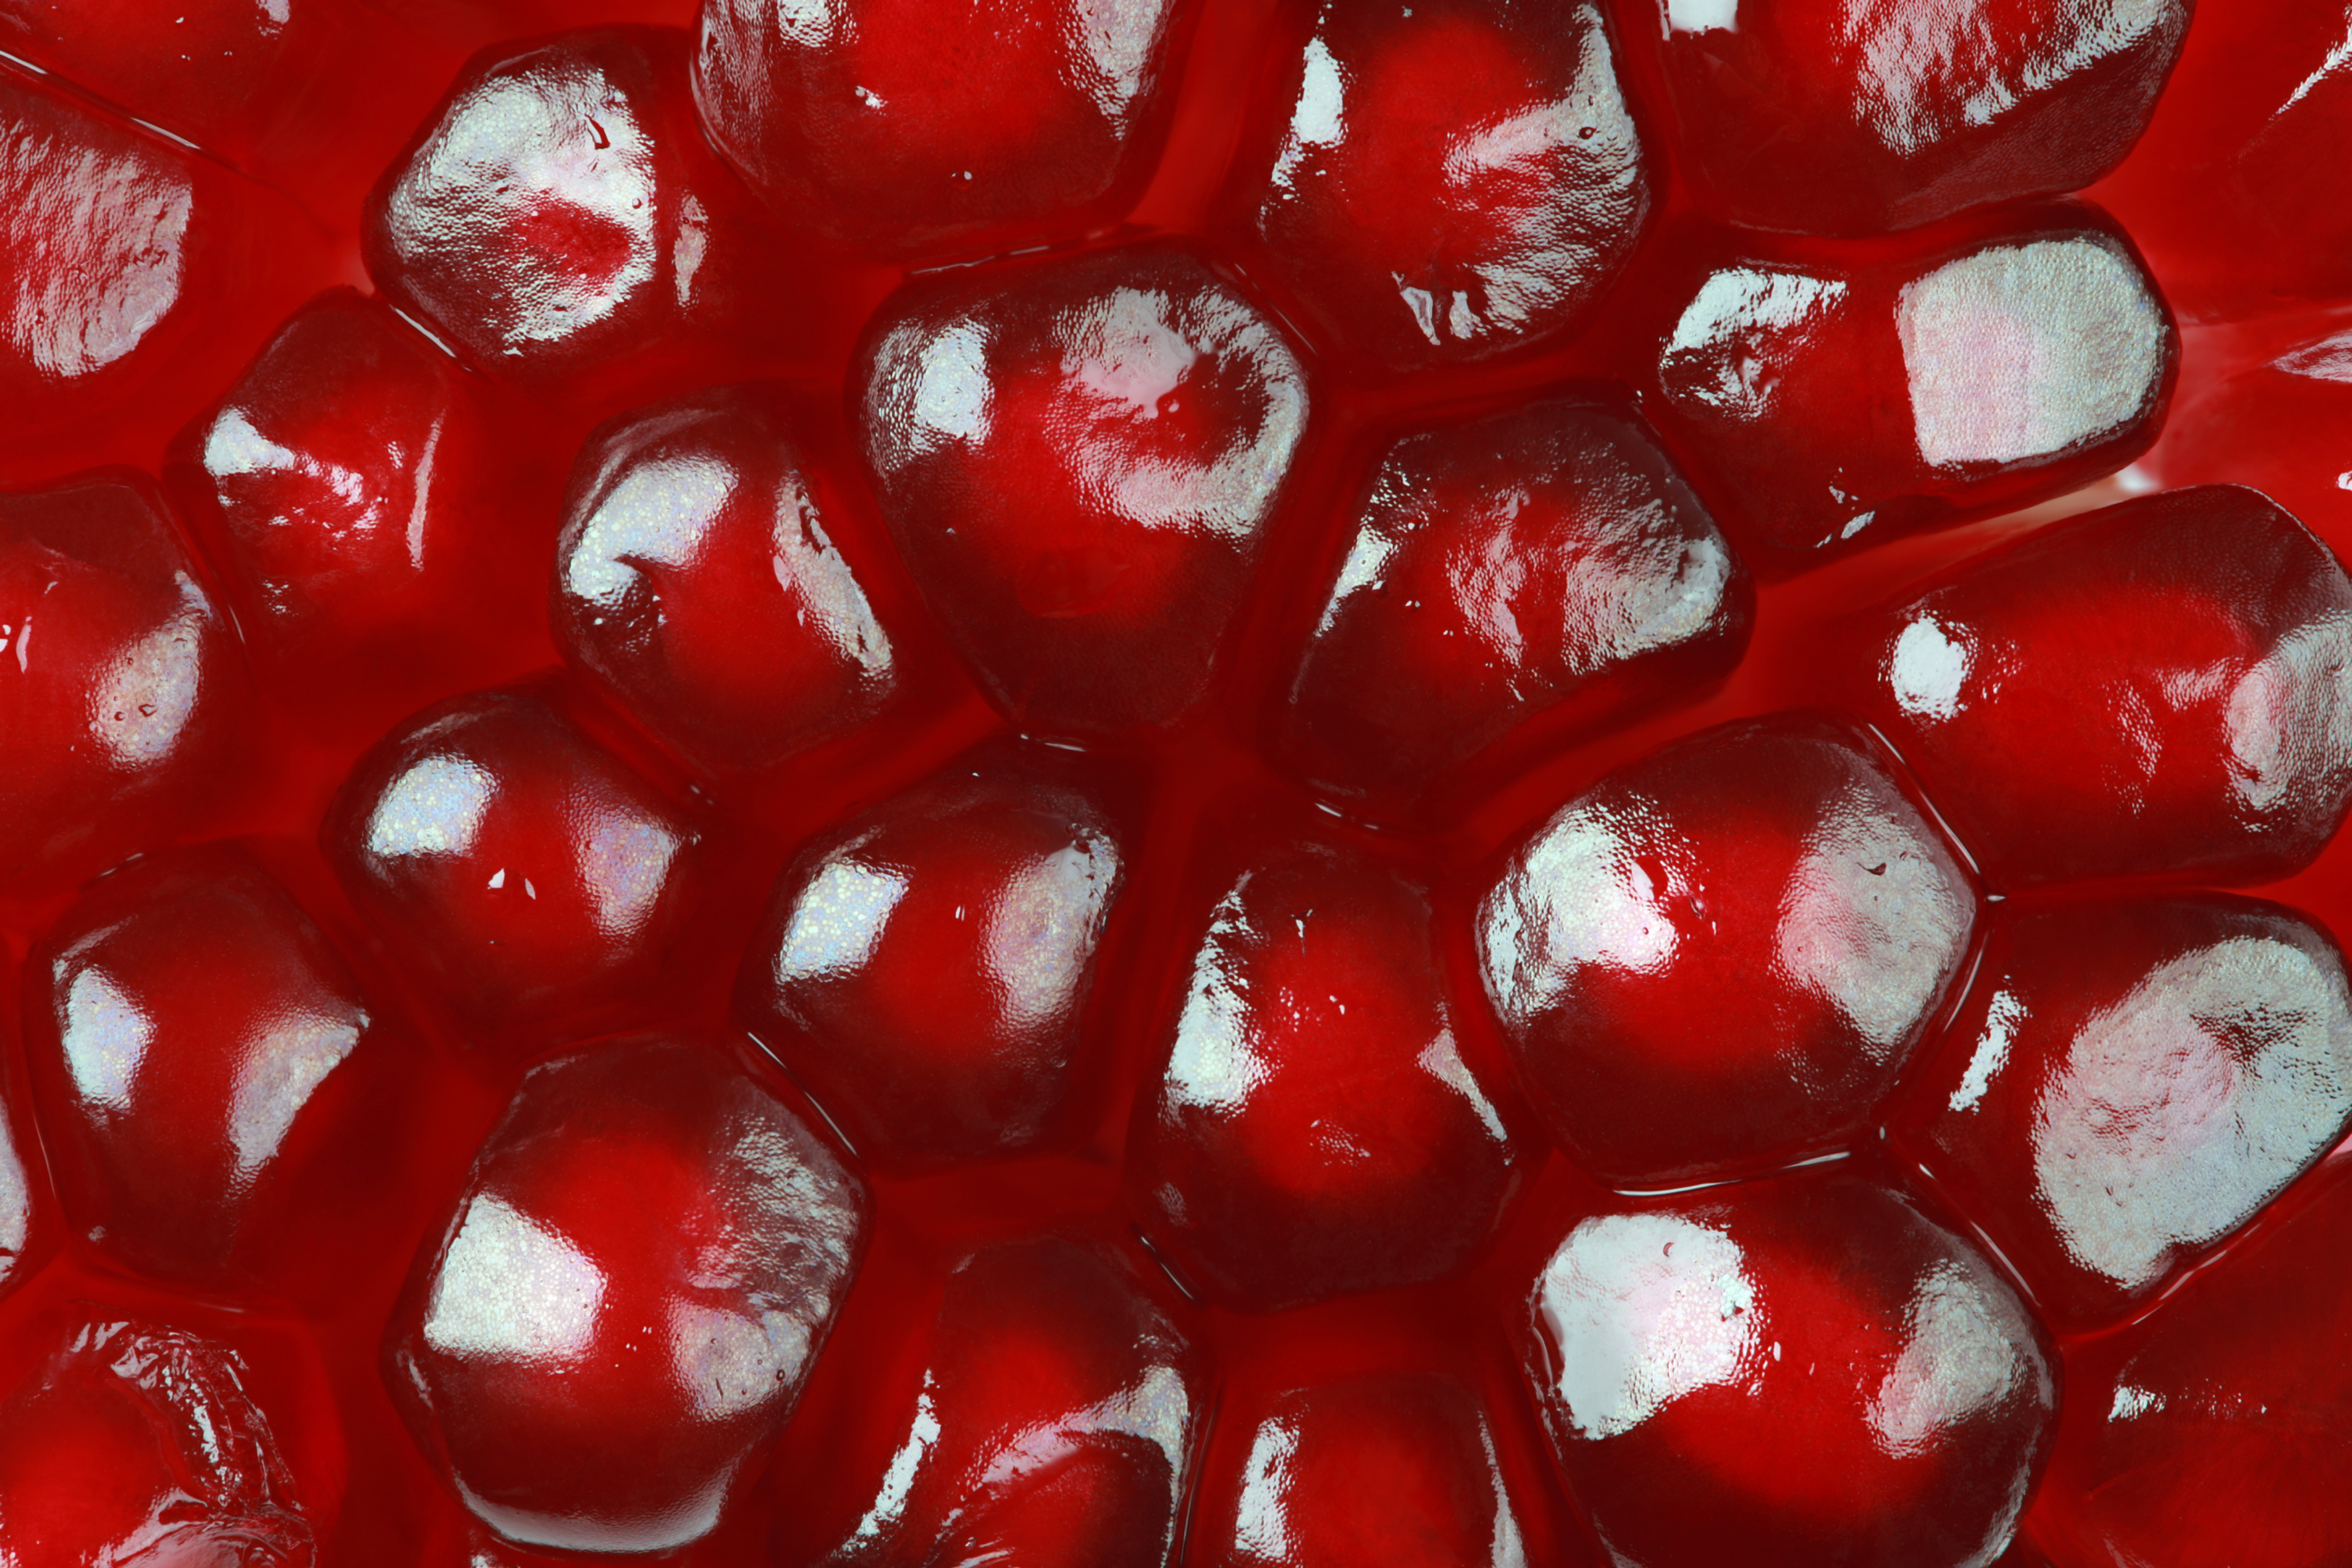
[4,2,2352,1565]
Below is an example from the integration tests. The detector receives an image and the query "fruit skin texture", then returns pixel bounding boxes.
[321,690,699,1033]
[0,1315,315,1566]
[1854,483,2352,889]
[810,1235,1207,1568]
[856,243,1308,736]
[0,469,248,889]
[1638,0,2190,236]
[1192,1370,1531,1568]
[1525,1173,2054,1568]
[1237,0,1651,370]
[1478,714,1976,1189]
[1888,892,2352,1332]
[693,0,1189,260]
[1280,394,1750,809]
[1129,839,1527,1313]
[363,27,763,393]
[1652,202,2175,567]
[21,848,399,1295]
[2031,1165,2352,1568]
[738,743,1128,1171]
[383,1031,868,1556]
[552,382,900,776]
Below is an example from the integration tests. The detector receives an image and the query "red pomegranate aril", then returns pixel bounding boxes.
[1640,0,2188,236]
[789,1234,1205,1568]
[2030,1163,2352,1568]
[692,0,1192,262]
[855,243,1308,736]
[385,1031,867,1556]
[1232,0,1651,371]
[1128,838,1529,1313]
[1278,392,1751,812]
[2143,320,2352,542]
[363,27,776,402]
[21,846,402,1295]
[552,381,902,776]
[1853,483,2352,889]
[1479,714,1977,1191]
[1525,1172,2054,1568]
[0,74,214,439]
[167,288,519,682]
[0,469,249,892]
[0,1314,317,1564]
[1651,200,2175,568]
[321,690,698,1035]
[1192,1370,1532,1568]
[738,741,1129,1171]
[1887,892,2352,1333]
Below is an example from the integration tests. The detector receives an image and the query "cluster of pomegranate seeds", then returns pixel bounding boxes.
[5,0,2352,1562]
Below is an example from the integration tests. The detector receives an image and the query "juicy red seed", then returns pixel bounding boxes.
[170,288,498,659]
[1525,1173,2053,1568]
[0,469,248,891]
[1128,839,1528,1313]
[384,1032,867,1556]
[1644,0,2188,236]
[855,243,1308,736]
[1278,393,1749,809]
[790,1235,1204,1568]
[22,847,392,1294]
[552,381,900,775]
[1853,483,2352,888]
[1479,713,1977,1189]
[0,75,207,435]
[1237,0,1651,370]
[737,741,1128,1170]
[0,1316,316,1564]
[321,690,699,1034]
[692,0,1190,260]
[1192,1371,1531,1568]
[1651,201,2176,567]
[363,27,757,391]
[1887,892,2352,1332]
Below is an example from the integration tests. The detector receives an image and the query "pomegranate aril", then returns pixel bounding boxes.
[21,847,401,1295]
[0,1314,316,1565]
[855,243,1308,736]
[1652,202,2174,568]
[1478,714,1976,1190]
[738,741,1128,1172]
[791,1234,1204,1568]
[363,26,775,401]
[1642,0,2188,236]
[1193,1370,1531,1568]
[384,1031,867,1555]
[1278,393,1750,811]
[692,0,1191,262]
[1234,0,1651,371]
[552,382,900,776]
[167,288,521,688]
[0,74,213,439]
[1853,483,2352,889]
[1128,838,1528,1313]
[2030,1164,2352,1568]
[0,470,249,892]
[321,690,698,1035]
[1525,1172,2053,1568]
[1887,892,2352,1332]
